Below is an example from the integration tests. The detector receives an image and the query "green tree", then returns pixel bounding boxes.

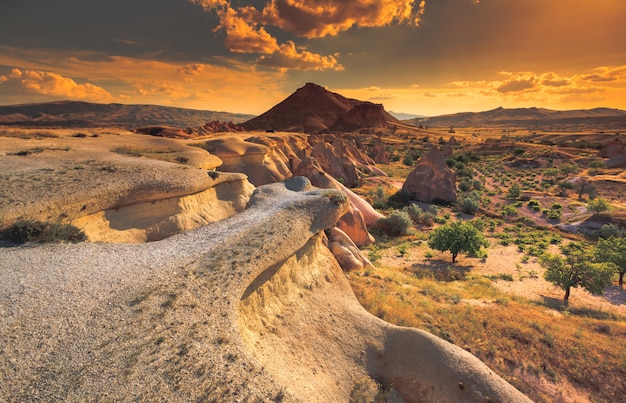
[595,236,626,287]
[428,221,488,263]
[587,197,611,215]
[540,242,614,306]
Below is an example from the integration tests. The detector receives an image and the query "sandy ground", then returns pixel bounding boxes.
[380,242,626,317]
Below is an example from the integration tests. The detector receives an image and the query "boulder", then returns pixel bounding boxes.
[402,147,457,203]
[370,136,390,164]
[327,227,374,271]
[606,154,626,168]
[599,138,626,158]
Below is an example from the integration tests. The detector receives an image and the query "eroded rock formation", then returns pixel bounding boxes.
[200,137,292,186]
[0,178,530,402]
[402,147,458,203]
[371,136,391,164]
[296,156,378,246]
[599,138,626,158]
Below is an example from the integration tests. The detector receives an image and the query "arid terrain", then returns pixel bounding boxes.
[1,89,625,403]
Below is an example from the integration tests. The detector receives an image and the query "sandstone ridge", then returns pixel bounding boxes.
[0,130,250,242]
[0,178,530,402]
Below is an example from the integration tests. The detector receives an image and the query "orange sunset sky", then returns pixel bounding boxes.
[1,0,625,116]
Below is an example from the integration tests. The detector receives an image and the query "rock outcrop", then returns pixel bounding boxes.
[199,136,292,186]
[599,138,626,158]
[0,132,226,233]
[327,102,394,133]
[296,157,378,246]
[72,172,254,242]
[402,147,457,203]
[0,178,530,403]
[201,132,386,189]
[371,136,391,164]
[326,227,374,271]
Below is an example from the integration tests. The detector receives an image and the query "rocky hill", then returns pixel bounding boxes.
[242,83,400,133]
[0,101,254,128]
[0,130,531,401]
[408,106,626,129]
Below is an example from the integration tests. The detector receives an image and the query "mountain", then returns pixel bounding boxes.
[406,106,626,128]
[242,83,400,133]
[0,101,254,128]
[388,111,425,120]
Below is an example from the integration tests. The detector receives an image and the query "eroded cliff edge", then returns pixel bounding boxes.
[0,178,529,402]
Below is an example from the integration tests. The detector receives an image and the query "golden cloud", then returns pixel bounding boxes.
[191,0,426,70]
[0,68,112,101]
[218,7,280,54]
[241,0,425,38]
[257,41,344,71]
[178,63,208,76]
[0,47,287,113]
[436,67,626,108]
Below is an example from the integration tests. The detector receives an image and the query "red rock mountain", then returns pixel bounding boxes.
[242,83,400,133]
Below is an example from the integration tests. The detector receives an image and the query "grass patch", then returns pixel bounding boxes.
[348,265,626,403]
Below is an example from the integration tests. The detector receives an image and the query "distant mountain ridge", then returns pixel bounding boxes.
[242,83,400,133]
[0,101,254,128]
[407,106,626,128]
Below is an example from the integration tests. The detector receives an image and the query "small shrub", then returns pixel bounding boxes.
[4,220,87,244]
[506,183,522,200]
[458,177,472,192]
[528,200,541,211]
[502,205,517,216]
[388,189,412,209]
[593,223,625,239]
[372,200,390,210]
[406,204,435,226]
[377,210,412,237]
[322,190,348,205]
[458,194,480,214]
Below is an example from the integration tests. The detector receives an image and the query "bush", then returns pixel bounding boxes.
[593,224,625,239]
[458,177,472,192]
[527,200,541,211]
[457,191,481,214]
[377,210,412,237]
[388,189,412,209]
[4,220,87,244]
[506,183,522,200]
[587,197,611,215]
[406,204,435,226]
[402,154,414,166]
[502,205,518,216]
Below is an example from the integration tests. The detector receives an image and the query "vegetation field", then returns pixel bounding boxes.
[350,127,626,402]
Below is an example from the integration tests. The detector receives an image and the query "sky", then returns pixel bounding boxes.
[1,0,625,116]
